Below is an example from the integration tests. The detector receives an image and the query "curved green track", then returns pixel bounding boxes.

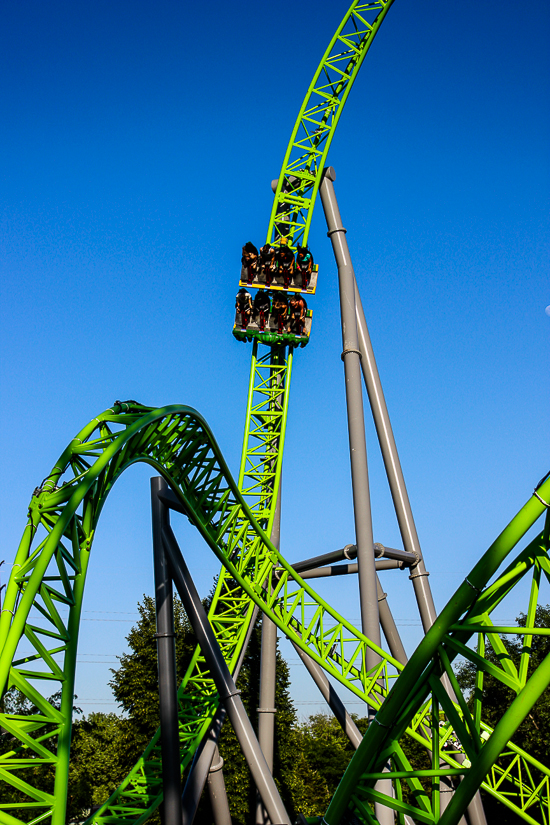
[2,2,549,825]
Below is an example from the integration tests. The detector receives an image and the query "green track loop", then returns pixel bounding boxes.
[1,398,549,825]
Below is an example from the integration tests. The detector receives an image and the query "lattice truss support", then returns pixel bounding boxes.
[0,365,291,825]
[237,342,291,531]
[324,484,550,825]
[1,395,549,825]
[267,0,395,249]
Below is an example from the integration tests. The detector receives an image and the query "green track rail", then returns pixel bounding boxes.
[267,0,395,249]
[1,401,549,825]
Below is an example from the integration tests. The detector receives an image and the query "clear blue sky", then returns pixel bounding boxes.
[1,0,548,717]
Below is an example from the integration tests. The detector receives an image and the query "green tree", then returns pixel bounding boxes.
[283,712,370,818]
[67,712,129,817]
[109,594,199,768]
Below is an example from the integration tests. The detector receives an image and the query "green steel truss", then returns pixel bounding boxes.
[325,482,550,825]
[1,398,549,825]
[267,0,395,249]
[237,343,292,528]
[0,339,294,825]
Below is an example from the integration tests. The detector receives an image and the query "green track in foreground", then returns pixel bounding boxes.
[1,397,549,825]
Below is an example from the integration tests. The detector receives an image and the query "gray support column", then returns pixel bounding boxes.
[353,279,437,632]
[467,787,489,825]
[291,641,362,750]
[206,746,232,825]
[182,708,226,825]
[319,168,380,661]
[256,488,281,825]
[181,610,259,825]
[439,769,468,825]
[160,513,291,825]
[320,168,393,825]
[353,238,488,825]
[151,478,182,825]
[376,576,408,666]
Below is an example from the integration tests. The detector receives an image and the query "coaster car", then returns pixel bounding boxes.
[232,309,312,348]
[239,263,318,294]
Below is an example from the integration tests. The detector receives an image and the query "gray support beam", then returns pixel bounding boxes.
[296,559,402,579]
[319,167,381,662]
[320,168,393,825]
[206,746,232,825]
[467,785,489,825]
[352,216,488,825]
[376,576,408,666]
[291,542,415,573]
[439,769,468,825]
[151,478,183,825]
[160,507,291,825]
[291,640,362,750]
[181,609,259,825]
[181,708,226,825]
[352,276,437,632]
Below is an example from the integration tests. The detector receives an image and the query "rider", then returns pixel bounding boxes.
[259,243,277,287]
[276,237,295,289]
[272,291,288,335]
[288,293,307,336]
[253,290,271,332]
[295,244,313,291]
[241,241,259,285]
[235,288,253,330]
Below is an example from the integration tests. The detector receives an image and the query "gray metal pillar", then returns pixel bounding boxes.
[467,787,488,825]
[181,708,226,825]
[353,234,488,825]
[320,168,393,825]
[352,279,437,632]
[207,745,232,825]
[319,167,381,661]
[256,487,281,825]
[439,769,468,825]
[151,477,183,825]
[181,608,259,825]
[376,576,408,666]
[291,641,362,750]
[160,513,291,825]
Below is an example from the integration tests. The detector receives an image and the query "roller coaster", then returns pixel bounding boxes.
[1,2,549,824]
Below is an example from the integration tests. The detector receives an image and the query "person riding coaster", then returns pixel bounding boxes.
[276,237,295,289]
[295,244,313,291]
[235,288,253,330]
[272,291,288,334]
[241,241,259,285]
[288,293,307,337]
[259,243,277,287]
[253,290,271,332]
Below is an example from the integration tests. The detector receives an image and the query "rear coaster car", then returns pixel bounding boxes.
[233,310,312,347]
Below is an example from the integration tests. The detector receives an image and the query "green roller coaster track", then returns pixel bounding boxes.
[1,2,549,825]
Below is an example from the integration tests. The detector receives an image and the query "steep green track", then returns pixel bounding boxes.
[268,0,395,249]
